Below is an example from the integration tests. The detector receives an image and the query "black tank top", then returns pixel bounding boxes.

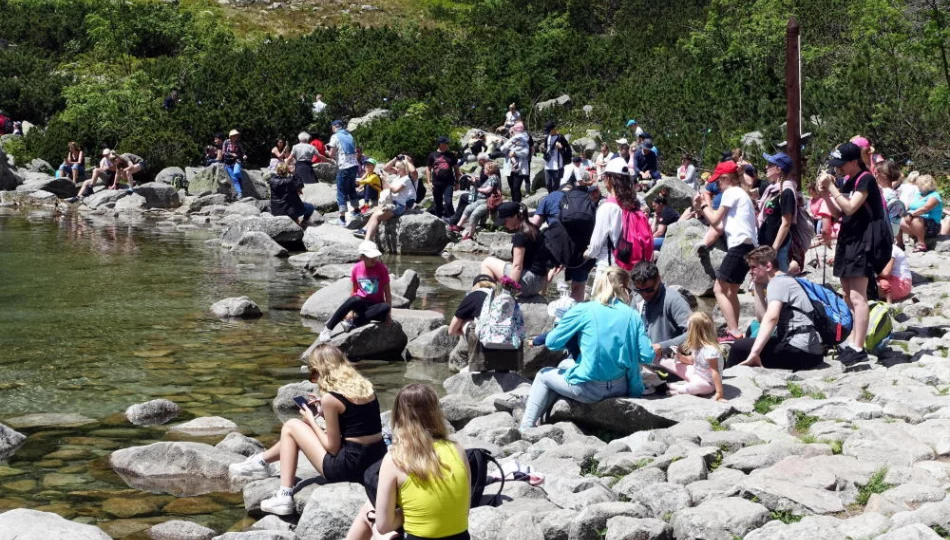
[331,392,382,438]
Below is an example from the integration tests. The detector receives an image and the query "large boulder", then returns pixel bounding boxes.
[169,417,239,436]
[134,182,181,209]
[272,381,319,414]
[313,162,338,183]
[0,509,111,539]
[302,321,409,360]
[305,245,361,267]
[109,442,244,497]
[295,483,368,540]
[550,394,734,434]
[302,223,363,251]
[391,269,421,304]
[28,158,55,174]
[443,371,531,400]
[83,188,128,209]
[211,296,264,319]
[406,325,459,362]
[377,212,450,255]
[435,259,485,291]
[0,148,22,191]
[125,399,181,426]
[189,164,267,200]
[215,433,266,458]
[114,193,147,213]
[391,309,445,341]
[220,215,303,249]
[242,170,270,200]
[155,166,186,186]
[301,182,339,212]
[347,109,389,132]
[231,231,289,258]
[656,219,726,297]
[0,422,26,459]
[571,137,598,155]
[670,497,770,540]
[15,173,78,198]
[644,177,695,214]
[299,277,352,319]
[536,94,572,112]
[26,189,57,205]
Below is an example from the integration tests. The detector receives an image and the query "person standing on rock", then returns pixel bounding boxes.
[290,132,318,185]
[222,129,246,199]
[497,102,521,136]
[318,241,392,343]
[347,384,470,540]
[541,121,571,194]
[757,152,797,272]
[584,157,627,278]
[694,160,758,343]
[500,122,531,203]
[231,343,386,516]
[519,267,654,432]
[727,246,824,370]
[328,120,361,226]
[427,136,461,219]
[629,261,692,362]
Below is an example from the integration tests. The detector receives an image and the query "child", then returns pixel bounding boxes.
[656,312,725,400]
[356,158,382,214]
[877,244,912,303]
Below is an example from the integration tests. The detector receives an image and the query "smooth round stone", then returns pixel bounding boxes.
[35,460,65,468]
[99,519,153,538]
[3,479,36,493]
[44,447,95,460]
[163,496,225,515]
[62,437,119,449]
[58,465,86,474]
[102,497,160,518]
[42,474,87,488]
[0,467,26,477]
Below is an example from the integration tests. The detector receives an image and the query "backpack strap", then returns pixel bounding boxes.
[483,452,506,507]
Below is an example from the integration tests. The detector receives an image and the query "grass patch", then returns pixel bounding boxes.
[634,458,654,469]
[793,411,820,434]
[859,389,875,402]
[856,468,893,506]
[708,417,728,431]
[709,450,724,471]
[754,395,786,414]
[788,383,804,398]
[826,440,843,454]
[580,456,600,477]
[939,386,950,396]
[931,525,950,538]
[809,391,827,399]
[799,434,817,444]
[769,509,803,524]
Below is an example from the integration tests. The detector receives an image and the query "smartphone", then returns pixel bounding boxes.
[293,396,320,415]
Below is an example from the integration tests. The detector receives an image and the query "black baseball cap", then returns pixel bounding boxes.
[544,121,557,133]
[828,142,862,167]
[436,136,450,145]
[571,155,582,163]
[497,201,521,219]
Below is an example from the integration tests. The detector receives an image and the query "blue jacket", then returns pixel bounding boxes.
[545,300,654,397]
[634,149,659,174]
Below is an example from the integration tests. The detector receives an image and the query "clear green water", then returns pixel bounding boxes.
[0,208,463,537]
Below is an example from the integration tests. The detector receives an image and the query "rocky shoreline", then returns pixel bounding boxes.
[4,147,950,539]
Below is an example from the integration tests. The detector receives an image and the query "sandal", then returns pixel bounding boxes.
[914,243,928,253]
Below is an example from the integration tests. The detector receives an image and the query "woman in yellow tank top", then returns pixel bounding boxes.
[347,383,471,540]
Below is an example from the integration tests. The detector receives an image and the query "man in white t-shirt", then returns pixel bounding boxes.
[311,93,326,116]
[496,103,521,135]
[695,160,758,342]
[542,121,571,193]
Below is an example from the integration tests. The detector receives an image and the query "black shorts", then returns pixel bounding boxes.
[716,243,755,284]
[322,440,387,484]
[565,259,595,284]
[833,237,870,278]
[924,218,940,239]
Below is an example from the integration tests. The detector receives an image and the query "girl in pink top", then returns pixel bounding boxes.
[319,241,391,342]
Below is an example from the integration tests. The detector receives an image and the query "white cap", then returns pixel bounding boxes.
[615,138,629,145]
[358,241,382,259]
[603,157,631,177]
[228,129,240,137]
[101,148,112,156]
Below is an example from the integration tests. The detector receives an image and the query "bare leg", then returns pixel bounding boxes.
[703,226,723,248]
[277,419,328,489]
[909,218,926,247]
[363,209,391,240]
[480,256,507,281]
[345,502,375,540]
[570,280,585,302]
[713,280,741,336]
[845,276,870,350]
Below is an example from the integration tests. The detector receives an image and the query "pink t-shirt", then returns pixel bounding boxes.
[351,261,390,304]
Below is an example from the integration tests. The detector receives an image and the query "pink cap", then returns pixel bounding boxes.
[850,136,870,148]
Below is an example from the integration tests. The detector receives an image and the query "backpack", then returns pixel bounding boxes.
[476,287,525,350]
[791,277,853,346]
[467,448,505,507]
[612,208,654,271]
[789,196,816,267]
[864,301,893,352]
[543,190,596,269]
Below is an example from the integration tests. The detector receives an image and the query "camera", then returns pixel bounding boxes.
[396,154,405,161]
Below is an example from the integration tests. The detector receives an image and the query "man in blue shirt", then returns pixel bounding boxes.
[634,139,661,181]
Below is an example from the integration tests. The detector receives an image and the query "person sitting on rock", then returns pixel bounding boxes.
[449,274,496,336]
[269,138,290,172]
[58,141,84,183]
[355,157,417,240]
[519,267,653,432]
[205,133,224,166]
[317,241,392,343]
[230,343,386,516]
[445,153,491,227]
[270,163,315,226]
[70,149,117,202]
[877,244,912,303]
[899,174,943,253]
[112,153,145,193]
[726,246,824,370]
[451,161,501,241]
[356,158,382,214]
[629,261,693,364]
[655,312,725,400]
[347,383,470,540]
[651,194,680,250]
[480,202,553,298]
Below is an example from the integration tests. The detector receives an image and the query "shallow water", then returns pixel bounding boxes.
[0,209,463,536]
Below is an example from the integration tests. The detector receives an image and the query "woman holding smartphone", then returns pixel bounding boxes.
[230,343,386,516]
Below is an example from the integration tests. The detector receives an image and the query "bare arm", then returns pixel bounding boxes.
[709,357,725,400]
[821,174,867,217]
[509,246,525,283]
[773,212,792,251]
[374,455,401,533]
[306,393,342,455]
[880,257,895,277]
[383,282,392,305]
[449,316,465,336]
[910,196,939,217]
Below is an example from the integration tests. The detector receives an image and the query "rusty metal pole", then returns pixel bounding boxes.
[786,17,802,185]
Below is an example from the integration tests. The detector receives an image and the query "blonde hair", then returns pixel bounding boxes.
[591,267,631,305]
[683,312,720,358]
[916,174,936,195]
[393,161,408,174]
[484,161,499,175]
[276,162,290,177]
[390,384,450,482]
[305,343,374,400]
[68,141,80,152]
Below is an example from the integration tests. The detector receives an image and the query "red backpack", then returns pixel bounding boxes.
[612,207,654,270]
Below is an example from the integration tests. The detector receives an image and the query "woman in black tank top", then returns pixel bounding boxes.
[229,344,386,516]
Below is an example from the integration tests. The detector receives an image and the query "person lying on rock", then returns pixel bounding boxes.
[230,343,386,516]
[317,241,392,343]
[653,312,725,400]
[519,267,653,432]
[347,383,471,540]
[629,261,692,364]
[726,246,824,370]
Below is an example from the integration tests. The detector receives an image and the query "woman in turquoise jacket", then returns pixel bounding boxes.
[519,266,654,431]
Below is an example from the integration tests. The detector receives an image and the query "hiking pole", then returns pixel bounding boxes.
[822,242,827,286]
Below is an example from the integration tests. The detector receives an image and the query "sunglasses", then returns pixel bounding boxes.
[633,283,658,294]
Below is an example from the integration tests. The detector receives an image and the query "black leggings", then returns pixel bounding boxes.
[431,183,455,218]
[448,193,471,226]
[405,532,470,540]
[326,296,391,330]
[508,174,530,203]
[726,337,824,371]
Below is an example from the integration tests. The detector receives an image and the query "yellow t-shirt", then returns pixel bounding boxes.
[398,440,469,538]
[357,173,382,193]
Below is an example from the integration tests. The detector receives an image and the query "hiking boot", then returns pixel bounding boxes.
[260,492,295,516]
[318,328,332,343]
[838,347,870,369]
[65,197,79,203]
[228,456,273,480]
[353,229,366,238]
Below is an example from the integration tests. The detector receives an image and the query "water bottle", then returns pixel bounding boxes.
[382,427,393,448]
[548,282,576,321]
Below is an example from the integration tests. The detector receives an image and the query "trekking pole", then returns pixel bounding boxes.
[822,242,827,286]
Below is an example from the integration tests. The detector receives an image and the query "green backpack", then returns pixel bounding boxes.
[864,301,893,352]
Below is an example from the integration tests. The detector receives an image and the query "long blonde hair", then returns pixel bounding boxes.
[683,312,720,359]
[390,384,450,482]
[305,343,374,400]
[591,266,631,305]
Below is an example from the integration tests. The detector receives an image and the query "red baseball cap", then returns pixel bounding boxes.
[709,161,739,183]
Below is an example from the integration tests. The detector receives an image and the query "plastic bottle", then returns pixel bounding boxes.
[548,282,576,322]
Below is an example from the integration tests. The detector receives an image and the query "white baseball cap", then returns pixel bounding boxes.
[603,157,631,177]
[358,241,382,259]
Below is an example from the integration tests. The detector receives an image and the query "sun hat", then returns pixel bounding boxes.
[604,157,631,177]
[228,129,240,137]
[614,138,629,145]
[101,148,112,156]
[709,161,739,183]
[358,241,382,259]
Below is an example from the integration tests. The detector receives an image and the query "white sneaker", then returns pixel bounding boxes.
[318,328,333,342]
[260,492,295,515]
[228,457,273,479]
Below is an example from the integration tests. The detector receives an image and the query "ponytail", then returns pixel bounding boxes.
[516,203,538,241]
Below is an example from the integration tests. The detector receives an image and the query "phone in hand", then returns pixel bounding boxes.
[293,396,318,414]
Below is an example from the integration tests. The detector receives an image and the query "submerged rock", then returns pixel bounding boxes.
[125,399,181,426]
[110,441,244,497]
[0,422,26,460]
[230,232,289,257]
[4,412,96,429]
[0,508,111,539]
[211,296,264,319]
[169,417,239,436]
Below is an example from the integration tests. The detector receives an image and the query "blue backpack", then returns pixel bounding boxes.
[792,277,853,347]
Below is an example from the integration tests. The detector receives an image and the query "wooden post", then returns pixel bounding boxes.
[786,17,802,184]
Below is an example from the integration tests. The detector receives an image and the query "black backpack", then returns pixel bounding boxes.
[362,447,505,508]
[544,189,596,269]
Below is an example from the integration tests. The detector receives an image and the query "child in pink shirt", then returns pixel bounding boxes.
[319,241,391,342]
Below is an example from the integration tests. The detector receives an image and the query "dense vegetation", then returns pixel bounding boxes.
[1,0,948,181]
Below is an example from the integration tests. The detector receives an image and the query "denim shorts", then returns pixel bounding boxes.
[392,202,407,217]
